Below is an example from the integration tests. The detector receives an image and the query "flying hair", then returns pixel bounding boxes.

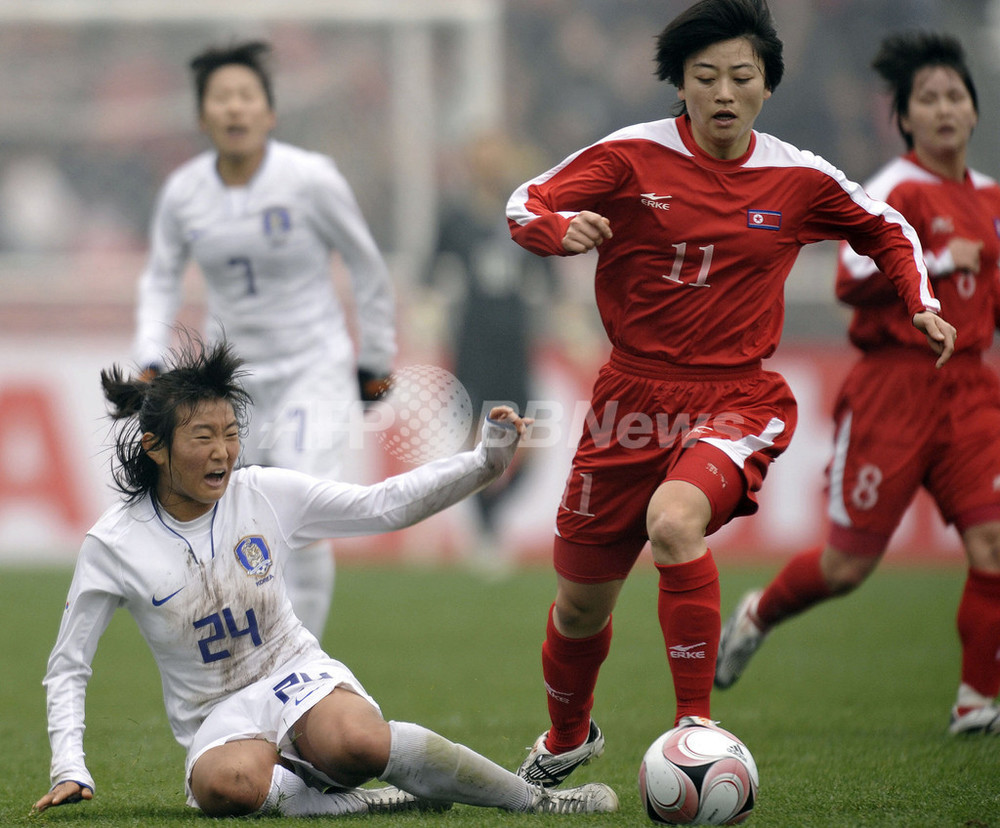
[101,336,252,503]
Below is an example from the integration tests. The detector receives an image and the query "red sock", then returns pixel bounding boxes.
[957,568,1000,699]
[542,603,612,753]
[656,550,720,723]
[756,546,832,628]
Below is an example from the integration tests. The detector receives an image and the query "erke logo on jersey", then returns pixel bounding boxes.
[262,206,292,246]
[747,209,781,230]
[235,536,273,579]
[640,192,673,211]
[930,216,954,235]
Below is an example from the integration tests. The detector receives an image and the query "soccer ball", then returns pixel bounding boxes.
[639,717,758,825]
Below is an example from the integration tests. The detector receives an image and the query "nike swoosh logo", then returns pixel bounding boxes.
[640,193,673,201]
[294,688,320,706]
[151,587,185,607]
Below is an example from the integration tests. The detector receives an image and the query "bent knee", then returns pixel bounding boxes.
[646,481,714,560]
[552,578,619,638]
[963,521,1000,571]
[647,502,709,560]
[554,596,609,637]
[190,742,276,816]
[191,768,271,816]
[293,694,390,787]
[334,719,390,779]
[821,548,878,593]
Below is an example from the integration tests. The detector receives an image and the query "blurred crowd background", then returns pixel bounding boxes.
[1,0,996,342]
[0,0,996,561]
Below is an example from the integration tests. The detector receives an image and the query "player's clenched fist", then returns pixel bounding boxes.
[562,211,613,254]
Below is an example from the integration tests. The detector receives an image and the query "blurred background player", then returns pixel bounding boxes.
[426,131,556,576]
[505,0,956,787]
[715,31,1000,735]
[35,339,619,817]
[131,41,396,639]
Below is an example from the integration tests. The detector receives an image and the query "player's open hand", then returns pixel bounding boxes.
[562,211,613,254]
[33,780,93,813]
[912,310,957,368]
[487,405,533,440]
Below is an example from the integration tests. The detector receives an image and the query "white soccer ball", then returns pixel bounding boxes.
[639,718,758,825]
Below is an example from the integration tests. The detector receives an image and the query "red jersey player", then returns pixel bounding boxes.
[506,0,957,787]
[716,32,1000,735]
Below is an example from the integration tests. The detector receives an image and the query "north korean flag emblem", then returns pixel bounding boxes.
[747,209,781,230]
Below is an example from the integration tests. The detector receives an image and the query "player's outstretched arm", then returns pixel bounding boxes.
[912,310,957,368]
[33,780,93,813]
[290,404,536,539]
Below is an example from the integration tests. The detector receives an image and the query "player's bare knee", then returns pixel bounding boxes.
[554,596,609,637]
[647,503,705,561]
[821,548,877,593]
[332,719,388,782]
[191,765,270,816]
[190,740,277,817]
[963,521,1000,571]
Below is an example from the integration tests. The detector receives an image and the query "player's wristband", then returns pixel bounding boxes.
[50,779,94,803]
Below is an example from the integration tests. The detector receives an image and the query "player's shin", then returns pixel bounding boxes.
[656,550,720,722]
[542,603,612,751]
[957,568,1000,700]
[381,721,532,810]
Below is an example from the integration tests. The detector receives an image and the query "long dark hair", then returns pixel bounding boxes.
[102,338,251,503]
[872,32,977,150]
[655,0,784,116]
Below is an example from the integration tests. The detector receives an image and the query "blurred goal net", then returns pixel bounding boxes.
[0,0,502,328]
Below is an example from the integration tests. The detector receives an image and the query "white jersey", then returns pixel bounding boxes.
[44,422,515,792]
[132,140,396,376]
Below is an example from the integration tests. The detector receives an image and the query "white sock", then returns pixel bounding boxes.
[284,540,335,638]
[381,720,533,811]
[259,764,365,816]
[956,682,994,709]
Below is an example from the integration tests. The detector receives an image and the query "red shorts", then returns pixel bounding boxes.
[554,349,798,581]
[826,349,1000,555]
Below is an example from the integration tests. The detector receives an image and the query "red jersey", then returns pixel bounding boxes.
[836,152,1000,354]
[508,116,938,368]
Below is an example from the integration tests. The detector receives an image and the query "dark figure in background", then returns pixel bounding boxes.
[431,132,557,574]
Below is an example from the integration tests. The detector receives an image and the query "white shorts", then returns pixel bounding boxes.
[184,656,379,807]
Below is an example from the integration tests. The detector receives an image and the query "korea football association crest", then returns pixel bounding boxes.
[235,536,273,578]
[262,206,291,246]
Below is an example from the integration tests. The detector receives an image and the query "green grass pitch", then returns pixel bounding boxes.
[2,561,997,827]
